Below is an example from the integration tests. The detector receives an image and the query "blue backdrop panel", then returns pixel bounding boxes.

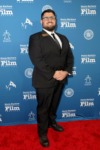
[0,0,100,125]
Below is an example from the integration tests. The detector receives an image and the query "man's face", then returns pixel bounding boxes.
[40,12,56,31]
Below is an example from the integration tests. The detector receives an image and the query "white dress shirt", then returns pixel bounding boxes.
[43,28,62,48]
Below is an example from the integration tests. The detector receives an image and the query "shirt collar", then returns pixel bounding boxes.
[43,28,55,36]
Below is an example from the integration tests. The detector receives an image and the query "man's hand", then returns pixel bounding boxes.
[53,70,69,81]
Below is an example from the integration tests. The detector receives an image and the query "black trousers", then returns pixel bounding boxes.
[36,82,64,136]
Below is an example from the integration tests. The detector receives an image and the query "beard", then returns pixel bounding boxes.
[44,25,56,31]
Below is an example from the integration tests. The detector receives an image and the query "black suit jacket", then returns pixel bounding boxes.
[28,30,74,88]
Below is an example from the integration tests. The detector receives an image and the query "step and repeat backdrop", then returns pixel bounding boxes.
[0,0,100,125]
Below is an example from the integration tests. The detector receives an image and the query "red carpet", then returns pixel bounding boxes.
[0,120,100,150]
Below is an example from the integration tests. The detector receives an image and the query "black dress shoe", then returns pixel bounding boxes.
[39,135,49,147]
[50,123,64,132]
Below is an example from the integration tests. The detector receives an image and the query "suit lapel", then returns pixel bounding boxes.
[41,30,49,37]
[41,30,62,54]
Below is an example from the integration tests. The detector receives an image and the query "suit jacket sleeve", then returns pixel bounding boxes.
[65,43,74,74]
[62,35,74,74]
[28,34,55,80]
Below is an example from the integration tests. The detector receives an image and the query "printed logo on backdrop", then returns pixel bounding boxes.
[0,5,13,16]
[23,91,36,100]
[81,5,96,16]
[62,110,76,118]
[84,75,92,86]
[3,30,11,43]
[72,66,77,76]
[69,42,74,50]
[6,81,16,91]
[20,44,28,54]
[98,88,100,96]
[80,98,94,107]
[60,18,76,29]
[0,57,17,67]
[25,68,33,78]
[17,0,34,3]
[84,29,94,40]
[63,0,72,3]
[0,114,2,123]
[5,103,20,112]
[81,54,96,64]
[28,111,36,121]
[64,88,74,97]
[42,5,53,12]
[21,18,33,29]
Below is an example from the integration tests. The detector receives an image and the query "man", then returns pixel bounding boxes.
[28,9,74,147]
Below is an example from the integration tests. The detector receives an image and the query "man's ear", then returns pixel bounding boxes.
[40,20,42,25]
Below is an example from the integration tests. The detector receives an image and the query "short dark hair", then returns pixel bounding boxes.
[41,9,56,19]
